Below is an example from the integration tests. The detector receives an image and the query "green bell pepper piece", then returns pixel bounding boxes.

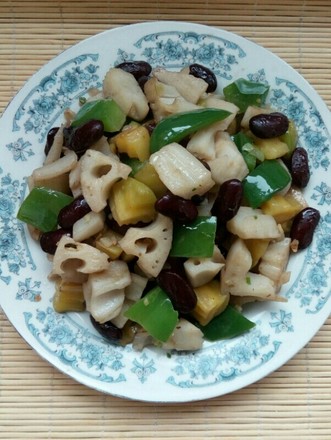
[150,108,231,153]
[232,131,264,172]
[120,155,145,176]
[72,98,126,132]
[280,119,298,159]
[243,159,291,208]
[124,286,178,342]
[199,305,255,341]
[170,216,217,258]
[223,78,270,113]
[17,186,73,232]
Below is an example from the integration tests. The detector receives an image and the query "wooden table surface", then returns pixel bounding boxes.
[1,1,331,438]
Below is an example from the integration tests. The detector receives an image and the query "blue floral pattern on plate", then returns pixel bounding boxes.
[0,22,330,402]
[116,30,245,80]
[13,54,101,141]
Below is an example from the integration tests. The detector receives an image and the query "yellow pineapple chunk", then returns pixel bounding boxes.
[114,123,150,161]
[192,280,230,326]
[244,239,270,268]
[95,229,123,260]
[255,137,289,160]
[121,252,136,262]
[285,187,308,211]
[261,193,303,224]
[109,177,157,226]
[53,281,85,313]
[134,162,167,198]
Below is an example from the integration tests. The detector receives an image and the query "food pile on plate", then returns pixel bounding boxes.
[17,61,320,351]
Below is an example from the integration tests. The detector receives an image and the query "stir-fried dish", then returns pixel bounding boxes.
[17,61,320,351]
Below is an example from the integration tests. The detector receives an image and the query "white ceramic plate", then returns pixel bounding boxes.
[1,21,330,403]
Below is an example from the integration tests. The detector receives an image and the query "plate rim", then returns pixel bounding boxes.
[1,20,331,403]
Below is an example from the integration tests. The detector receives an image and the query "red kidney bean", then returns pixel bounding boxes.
[44,126,60,156]
[290,147,310,188]
[39,228,72,255]
[157,269,197,314]
[212,179,243,223]
[58,195,91,229]
[63,125,74,147]
[143,120,157,135]
[155,193,198,223]
[67,119,104,155]
[290,207,320,250]
[215,222,230,258]
[191,194,205,205]
[116,60,152,81]
[137,75,151,90]
[166,256,187,275]
[189,63,217,93]
[90,315,122,343]
[249,112,289,139]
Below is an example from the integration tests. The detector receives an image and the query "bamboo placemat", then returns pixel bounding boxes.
[1,1,331,438]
